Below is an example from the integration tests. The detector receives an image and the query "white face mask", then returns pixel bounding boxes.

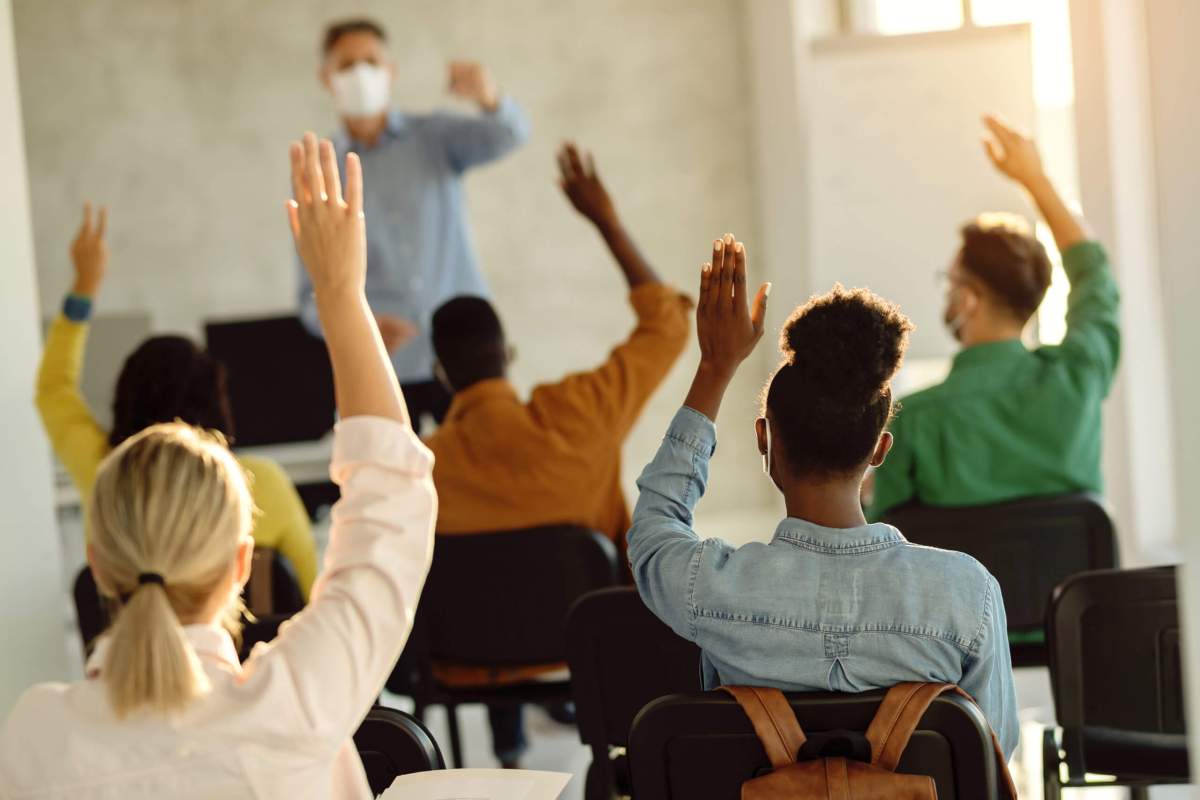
[330,62,391,119]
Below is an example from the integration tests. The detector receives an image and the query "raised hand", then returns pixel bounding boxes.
[684,233,770,422]
[448,61,499,112]
[982,114,1044,187]
[696,233,771,376]
[287,132,366,299]
[70,202,109,297]
[557,142,618,230]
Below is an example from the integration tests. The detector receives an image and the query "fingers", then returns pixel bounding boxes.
[95,206,108,239]
[718,233,735,310]
[289,142,307,204]
[699,260,713,316]
[750,282,771,335]
[285,200,301,243]
[731,239,747,311]
[566,143,585,180]
[584,150,597,180]
[319,139,343,205]
[345,152,364,217]
[303,132,325,202]
[982,138,1003,169]
[77,202,93,238]
[703,238,724,317]
[556,144,576,183]
[982,114,1020,146]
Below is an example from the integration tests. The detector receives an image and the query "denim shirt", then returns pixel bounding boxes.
[628,407,1019,758]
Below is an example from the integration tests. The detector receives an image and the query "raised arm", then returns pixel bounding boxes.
[557,142,659,288]
[432,61,530,172]
[983,115,1120,382]
[35,204,112,493]
[982,114,1085,251]
[253,133,435,744]
[629,235,769,635]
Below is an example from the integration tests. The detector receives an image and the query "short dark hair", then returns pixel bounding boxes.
[763,285,913,479]
[322,18,387,55]
[431,296,507,391]
[109,336,234,448]
[958,214,1052,323]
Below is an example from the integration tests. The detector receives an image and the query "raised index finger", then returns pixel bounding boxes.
[302,132,325,202]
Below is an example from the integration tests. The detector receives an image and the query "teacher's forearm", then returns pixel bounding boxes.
[1024,172,1086,252]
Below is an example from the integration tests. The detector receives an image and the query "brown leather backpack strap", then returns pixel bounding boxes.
[720,686,808,769]
[948,686,1019,800]
[865,682,950,770]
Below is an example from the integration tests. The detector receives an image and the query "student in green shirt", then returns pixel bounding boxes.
[868,115,1121,521]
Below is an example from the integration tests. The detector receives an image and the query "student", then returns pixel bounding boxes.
[299,18,529,428]
[424,143,691,766]
[36,205,318,598]
[1,135,436,798]
[627,236,1018,758]
[868,116,1121,520]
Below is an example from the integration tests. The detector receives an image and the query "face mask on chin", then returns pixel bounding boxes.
[331,62,391,119]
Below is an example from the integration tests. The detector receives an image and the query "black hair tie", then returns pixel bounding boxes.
[138,572,165,587]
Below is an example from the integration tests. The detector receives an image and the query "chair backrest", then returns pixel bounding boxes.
[883,493,1117,631]
[422,526,619,665]
[44,311,152,431]
[567,586,702,751]
[1047,565,1189,778]
[353,705,445,796]
[203,315,334,446]
[629,690,1001,800]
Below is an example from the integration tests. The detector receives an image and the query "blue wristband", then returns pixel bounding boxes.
[62,293,94,322]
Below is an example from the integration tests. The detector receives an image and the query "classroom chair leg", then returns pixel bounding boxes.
[446,704,464,769]
[1041,728,1062,800]
[1129,788,1150,800]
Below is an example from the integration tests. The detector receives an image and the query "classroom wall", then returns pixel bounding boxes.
[0,0,69,712]
[1143,0,1200,771]
[11,0,776,519]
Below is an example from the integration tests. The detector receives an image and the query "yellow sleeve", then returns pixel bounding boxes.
[239,455,318,599]
[35,315,110,497]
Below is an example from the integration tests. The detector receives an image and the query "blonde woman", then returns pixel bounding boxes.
[0,134,436,798]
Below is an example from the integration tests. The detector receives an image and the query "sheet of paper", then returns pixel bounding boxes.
[380,768,571,800]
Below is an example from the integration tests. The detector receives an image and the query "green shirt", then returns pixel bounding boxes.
[869,241,1121,521]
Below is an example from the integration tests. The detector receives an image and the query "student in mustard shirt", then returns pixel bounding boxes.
[36,204,318,599]
[868,116,1121,520]
[424,143,692,767]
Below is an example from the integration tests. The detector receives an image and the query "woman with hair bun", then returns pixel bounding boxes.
[627,234,1018,758]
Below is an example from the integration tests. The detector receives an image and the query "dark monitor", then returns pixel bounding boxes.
[204,315,334,447]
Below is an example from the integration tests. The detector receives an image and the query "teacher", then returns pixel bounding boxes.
[299,18,530,429]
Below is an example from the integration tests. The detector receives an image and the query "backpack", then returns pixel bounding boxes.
[722,683,1018,799]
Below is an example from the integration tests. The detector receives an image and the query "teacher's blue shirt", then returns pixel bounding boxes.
[298,97,530,382]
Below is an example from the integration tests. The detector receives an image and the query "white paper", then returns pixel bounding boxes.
[379,768,571,800]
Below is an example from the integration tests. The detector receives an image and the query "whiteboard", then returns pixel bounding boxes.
[808,25,1036,359]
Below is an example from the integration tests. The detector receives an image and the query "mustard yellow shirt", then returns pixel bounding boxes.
[36,316,318,598]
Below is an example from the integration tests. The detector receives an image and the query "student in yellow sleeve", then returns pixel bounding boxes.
[36,204,318,598]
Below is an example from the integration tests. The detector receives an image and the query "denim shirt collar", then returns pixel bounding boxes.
[771,517,907,554]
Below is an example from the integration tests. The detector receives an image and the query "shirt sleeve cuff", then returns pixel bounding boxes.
[630,283,689,318]
[667,406,717,457]
[1060,240,1108,276]
[331,416,434,483]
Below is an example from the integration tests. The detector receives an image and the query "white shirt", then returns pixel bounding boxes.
[0,417,436,799]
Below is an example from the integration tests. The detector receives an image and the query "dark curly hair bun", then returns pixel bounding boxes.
[765,285,913,478]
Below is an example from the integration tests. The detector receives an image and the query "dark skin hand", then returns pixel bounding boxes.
[557,142,660,289]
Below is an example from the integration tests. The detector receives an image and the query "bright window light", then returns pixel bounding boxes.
[1036,222,1070,346]
[859,0,964,35]
[971,0,1035,26]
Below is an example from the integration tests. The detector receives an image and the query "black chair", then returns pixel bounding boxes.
[883,493,1117,666]
[1043,565,1189,799]
[72,551,305,661]
[566,586,703,800]
[628,689,1004,799]
[386,526,619,768]
[354,705,446,797]
[203,315,335,447]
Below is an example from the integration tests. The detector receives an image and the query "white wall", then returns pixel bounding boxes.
[0,0,69,712]
[1142,0,1200,773]
[11,0,775,518]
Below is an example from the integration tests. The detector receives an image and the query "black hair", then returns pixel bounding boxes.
[763,285,913,479]
[322,18,387,55]
[109,336,234,448]
[431,296,508,391]
[958,215,1052,323]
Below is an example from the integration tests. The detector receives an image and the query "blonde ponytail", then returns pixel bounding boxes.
[89,422,252,718]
